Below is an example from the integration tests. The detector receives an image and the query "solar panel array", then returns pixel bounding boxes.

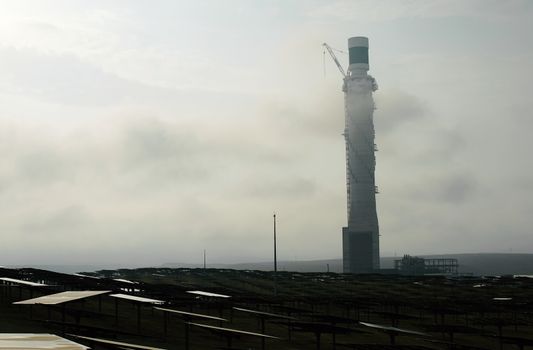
[0,333,88,350]
[109,293,165,304]
[14,291,110,305]
[1,266,533,349]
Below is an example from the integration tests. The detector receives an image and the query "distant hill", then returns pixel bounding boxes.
[10,253,533,276]
[419,253,533,276]
[164,253,533,276]
[161,259,343,273]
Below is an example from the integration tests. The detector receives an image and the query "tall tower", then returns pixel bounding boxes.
[342,37,380,273]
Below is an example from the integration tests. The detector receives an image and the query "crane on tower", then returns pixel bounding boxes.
[322,43,346,78]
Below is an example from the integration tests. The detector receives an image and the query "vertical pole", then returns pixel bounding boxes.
[203,250,206,270]
[137,303,141,334]
[227,335,232,348]
[164,311,168,338]
[288,311,292,340]
[389,332,396,345]
[185,319,190,350]
[323,48,326,77]
[61,304,66,335]
[261,317,266,350]
[273,213,278,296]
[218,303,224,327]
[115,298,119,327]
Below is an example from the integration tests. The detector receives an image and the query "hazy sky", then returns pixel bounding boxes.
[1,0,532,267]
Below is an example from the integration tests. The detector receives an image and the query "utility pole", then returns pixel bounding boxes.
[203,249,206,269]
[273,213,278,296]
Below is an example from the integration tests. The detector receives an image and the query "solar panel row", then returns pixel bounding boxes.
[14,291,110,305]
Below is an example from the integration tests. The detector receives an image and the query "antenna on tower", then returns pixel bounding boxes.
[323,47,326,77]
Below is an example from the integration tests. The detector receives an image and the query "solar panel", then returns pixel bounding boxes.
[424,324,485,334]
[310,314,359,324]
[72,273,100,279]
[109,293,165,304]
[0,333,89,349]
[496,335,533,347]
[186,290,231,298]
[154,307,227,321]
[68,334,166,350]
[188,322,279,339]
[233,307,296,320]
[113,278,136,284]
[337,344,434,350]
[14,291,110,305]
[0,277,47,287]
[287,321,355,334]
[359,322,426,336]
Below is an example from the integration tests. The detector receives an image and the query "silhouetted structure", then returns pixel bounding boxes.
[394,255,458,275]
[340,37,380,274]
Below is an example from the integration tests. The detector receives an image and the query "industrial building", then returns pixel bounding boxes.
[394,255,459,276]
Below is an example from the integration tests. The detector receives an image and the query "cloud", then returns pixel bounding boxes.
[306,0,533,22]
[245,177,317,198]
[0,46,161,106]
[397,173,478,204]
[261,90,345,139]
[0,110,345,265]
[20,205,89,236]
[0,1,532,265]
[374,90,427,133]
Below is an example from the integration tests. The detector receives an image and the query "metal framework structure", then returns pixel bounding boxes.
[394,255,459,275]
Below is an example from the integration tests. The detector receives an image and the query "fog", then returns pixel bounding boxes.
[0,1,532,266]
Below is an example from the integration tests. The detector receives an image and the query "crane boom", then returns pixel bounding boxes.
[322,43,346,78]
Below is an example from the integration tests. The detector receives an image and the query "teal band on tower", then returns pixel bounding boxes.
[349,46,369,65]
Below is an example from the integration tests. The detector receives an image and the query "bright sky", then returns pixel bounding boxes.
[1,0,532,267]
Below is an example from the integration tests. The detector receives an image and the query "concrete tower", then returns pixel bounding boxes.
[342,37,380,273]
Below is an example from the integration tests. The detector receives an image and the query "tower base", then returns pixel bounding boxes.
[342,227,375,273]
